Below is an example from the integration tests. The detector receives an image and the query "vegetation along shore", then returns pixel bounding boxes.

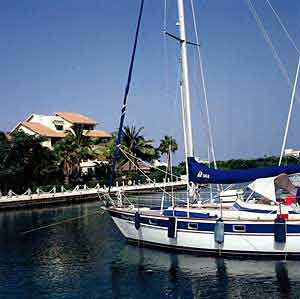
[0,126,298,195]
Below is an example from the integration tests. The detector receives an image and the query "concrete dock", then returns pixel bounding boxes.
[0,180,187,210]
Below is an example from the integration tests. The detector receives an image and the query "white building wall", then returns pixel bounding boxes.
[28,114,73,132]
[284,148,300,158]
[18,125,35,136]
[17,125,52,148]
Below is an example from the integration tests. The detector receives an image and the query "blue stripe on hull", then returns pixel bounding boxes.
[108,209,300,234]
[163,210,217,218]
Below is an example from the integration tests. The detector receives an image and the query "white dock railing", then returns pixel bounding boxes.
[0,179,187,204]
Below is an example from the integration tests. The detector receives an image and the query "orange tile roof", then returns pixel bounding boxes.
[83,130,112,138]
[56,112,97,125]
[21,122,65,138]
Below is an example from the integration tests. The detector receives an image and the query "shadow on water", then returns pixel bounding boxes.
[275,262,292,298]
[0,201,300,299]
[111,241,300,299]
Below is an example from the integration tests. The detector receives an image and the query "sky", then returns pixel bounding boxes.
[1,0,300,162]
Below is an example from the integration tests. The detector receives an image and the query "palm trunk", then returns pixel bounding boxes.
[64,175,70,186]
[167,151,171,180]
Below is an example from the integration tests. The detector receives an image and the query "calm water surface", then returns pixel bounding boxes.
[0,199,300,299]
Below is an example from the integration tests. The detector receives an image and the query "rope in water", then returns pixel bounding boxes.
[21,209,105,235]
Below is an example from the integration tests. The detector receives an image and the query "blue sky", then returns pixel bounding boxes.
[1,1,300,162]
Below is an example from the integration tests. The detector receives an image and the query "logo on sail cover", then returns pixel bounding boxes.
[197,171,210,179]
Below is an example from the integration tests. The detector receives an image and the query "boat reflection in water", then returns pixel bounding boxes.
[0,203,299,298]
[111,242,297,298]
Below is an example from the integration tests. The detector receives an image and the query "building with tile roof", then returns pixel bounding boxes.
[55,112,97,126]
[10,112,111,149]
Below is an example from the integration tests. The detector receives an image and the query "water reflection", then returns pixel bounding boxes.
[275,262,292,298]
[0,202,300,298]
[115,243,300,299]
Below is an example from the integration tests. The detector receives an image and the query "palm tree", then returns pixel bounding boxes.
[158,135,178,169]
[120,125,158,171]
[54,126,97,185]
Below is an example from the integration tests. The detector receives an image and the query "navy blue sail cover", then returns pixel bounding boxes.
[188,157,300,184]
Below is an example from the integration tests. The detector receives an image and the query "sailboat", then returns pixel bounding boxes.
[106,0,300,257]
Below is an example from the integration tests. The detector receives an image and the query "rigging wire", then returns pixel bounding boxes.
[118,144,180,179]
[162,0,171,196]
[246,0,300,160]
[266,0,300,56]
[189,40,211,160]
[245,0,297,97]
[279,57,300,165]
[118,147,176,200]
[265,0,300,161]
[190,0,218,170]
[109,0,145,189]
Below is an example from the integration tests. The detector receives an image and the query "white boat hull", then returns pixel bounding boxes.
[109,208,300,258]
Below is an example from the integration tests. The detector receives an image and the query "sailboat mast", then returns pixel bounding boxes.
[177,0,194,159]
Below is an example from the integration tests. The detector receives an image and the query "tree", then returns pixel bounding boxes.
[0,132,10,169]
[120,125,158,171]
[0,132,11,191]
[54,126,97,185]
[0,131,58,193]
[158,135,178,170]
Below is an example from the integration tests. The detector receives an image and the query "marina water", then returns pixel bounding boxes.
[0,195,300,299]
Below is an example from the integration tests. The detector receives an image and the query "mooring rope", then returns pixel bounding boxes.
[21,209,105,235]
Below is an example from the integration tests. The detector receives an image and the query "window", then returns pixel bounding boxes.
[149,219,157,225]
[232,225,246,232]
[83,124,94,131]
[188,223,198,230]
[55,124,64,131]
